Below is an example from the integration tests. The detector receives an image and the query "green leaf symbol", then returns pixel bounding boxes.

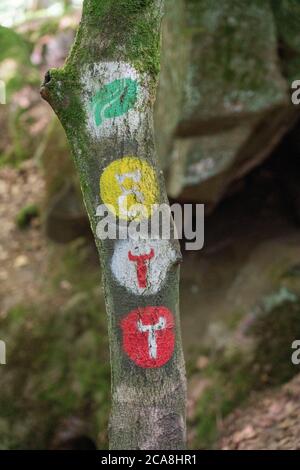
[91,78,138,127]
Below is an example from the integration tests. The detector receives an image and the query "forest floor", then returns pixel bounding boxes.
[218,374,300,450]
[0,159,110,449]
[0,159,47,316]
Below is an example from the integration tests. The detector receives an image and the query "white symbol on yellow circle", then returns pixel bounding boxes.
[100,156,159,220]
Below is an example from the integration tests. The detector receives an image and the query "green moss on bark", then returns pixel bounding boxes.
[66,0,162,78]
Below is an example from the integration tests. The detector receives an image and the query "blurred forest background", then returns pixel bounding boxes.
[1,0,300,450]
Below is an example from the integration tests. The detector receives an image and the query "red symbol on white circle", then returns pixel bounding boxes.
[128,248,154,288]
[121,306,175,368]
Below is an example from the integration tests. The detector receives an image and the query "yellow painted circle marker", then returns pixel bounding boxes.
[100,156,159,220]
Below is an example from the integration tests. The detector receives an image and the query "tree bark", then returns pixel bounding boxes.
[41,0,186,450]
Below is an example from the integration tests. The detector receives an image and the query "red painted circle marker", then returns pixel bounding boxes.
[121,306,175,368]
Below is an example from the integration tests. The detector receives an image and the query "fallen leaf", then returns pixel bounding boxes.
[14,255,29,268]
[232,425,256,444]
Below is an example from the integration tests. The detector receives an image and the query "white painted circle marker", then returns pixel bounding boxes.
[111,239,177,295]
[80,62,150,139]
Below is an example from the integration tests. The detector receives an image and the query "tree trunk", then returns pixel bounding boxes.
[41,0,186,450]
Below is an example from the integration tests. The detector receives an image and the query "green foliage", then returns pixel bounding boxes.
[0,25,31,64]
[0,25,40,167]
[16,204,39,229]
[0,25,38,97]
[34,18,60,39]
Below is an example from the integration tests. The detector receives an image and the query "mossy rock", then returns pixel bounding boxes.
[191,287,300,449]
[249,289,300,386]
[182,0,287,122]
[155,0,298,204]
[271,0,300,53]
[271,0,300,82]
[41,117,89,243]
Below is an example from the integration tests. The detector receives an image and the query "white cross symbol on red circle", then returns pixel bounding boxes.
[121,306,175,368]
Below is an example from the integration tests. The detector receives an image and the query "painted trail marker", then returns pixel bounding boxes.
[100,156,159,220]
[128,248,154,288]
[111,238,177,295]
[121,306,175,368]
[137,316,166,360]
[81,62,150,139]
[91,77,138,127]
